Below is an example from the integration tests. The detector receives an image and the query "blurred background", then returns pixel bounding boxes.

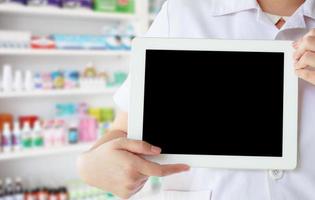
[0,0,165,199]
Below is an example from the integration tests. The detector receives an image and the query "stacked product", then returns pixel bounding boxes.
[0,63,128,93]
[0,24,135,51]
[94,0,134,14]
[0,177,69,200]
[0,103,114,153]
[0,178,121,200]
[0,31,31,49]
[67,180,117,200]
[67,178,161,200]
[0,0,135,14]
[0,177,161,200]
[0,177,24,200]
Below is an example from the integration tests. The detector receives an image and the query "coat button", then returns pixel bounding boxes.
[269,170,284,180]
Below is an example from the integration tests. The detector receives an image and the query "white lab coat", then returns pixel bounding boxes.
[113,0,315,199]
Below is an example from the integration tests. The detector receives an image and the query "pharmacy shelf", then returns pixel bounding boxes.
[0,4,136,21]
[0,142,93,161]
[0,49,131,57]
[0,88,117,98]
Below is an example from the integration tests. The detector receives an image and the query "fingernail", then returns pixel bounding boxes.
[292,41,298,48]
[183,165,191,171]
[151,146,161,153]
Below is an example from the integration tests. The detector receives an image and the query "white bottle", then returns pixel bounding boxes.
[12,122,21,151]
[4,178,13,194]
[13,177,24,200]
[2,64,13,92]
[24,70,34,91]
[2,123,12,153]
[13,70,23,91]
[21,122,32,149]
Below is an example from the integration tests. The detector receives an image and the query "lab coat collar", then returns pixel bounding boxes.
[211,0,315,19]
[210,0,259,16]
[255,3,306,30]
[303,0,315,19]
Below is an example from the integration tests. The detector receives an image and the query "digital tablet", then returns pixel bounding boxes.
[128,38,298,170]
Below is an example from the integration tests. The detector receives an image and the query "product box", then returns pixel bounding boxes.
[0,0,26,5]
[0,30,31,49]
[94,0,134,13]
[61,0,92,10]
[94,0,116,12]
[116,0,134,13]
[27,0,61,7]
[52,34,107,50]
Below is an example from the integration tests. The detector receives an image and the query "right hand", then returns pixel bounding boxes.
[77,137,190,199]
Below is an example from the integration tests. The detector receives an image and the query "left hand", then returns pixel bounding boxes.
[293,29,315,85]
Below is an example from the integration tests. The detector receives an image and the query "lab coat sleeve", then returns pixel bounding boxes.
[113,1,170,112]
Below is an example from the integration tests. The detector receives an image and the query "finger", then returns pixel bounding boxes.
[307,29,315,37]
[293,36,315,60]
[296,69,315,85]
[138,158,190,177]
[293,29,315,49]
[295,51,315,70]
[112,138,161,155]
[293,37,302,49]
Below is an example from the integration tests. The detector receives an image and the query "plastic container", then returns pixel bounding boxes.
[51,70,65,89]
[12,121,22,151]
[13,70,23,91]
[2,123,12,152]
[19,116,39,129]
[64,70,79,89]
[21,122,32,149]
[32,121,43,147]
[24,70,34,91]
[0,113,13,134]
[68,121,78,144]
[2,64,13,92]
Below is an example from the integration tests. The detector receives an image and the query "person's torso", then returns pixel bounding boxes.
[157,1,315,200]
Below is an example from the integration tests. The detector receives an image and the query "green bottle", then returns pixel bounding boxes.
[22,122,32,149]
[32,121,43,147]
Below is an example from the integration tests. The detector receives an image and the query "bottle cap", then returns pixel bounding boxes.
[5,177,12,185]
[23,122,31,130]
[33,120,41,131]
[15,177,22,183]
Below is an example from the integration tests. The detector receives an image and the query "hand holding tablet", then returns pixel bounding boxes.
[128,38,298,170]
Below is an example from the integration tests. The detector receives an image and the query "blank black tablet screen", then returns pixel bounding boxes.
[143,50,284,157]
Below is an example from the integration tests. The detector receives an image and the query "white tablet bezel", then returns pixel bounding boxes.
[128,38,298,170]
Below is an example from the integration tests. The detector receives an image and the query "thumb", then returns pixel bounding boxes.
[112,138,161,155]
